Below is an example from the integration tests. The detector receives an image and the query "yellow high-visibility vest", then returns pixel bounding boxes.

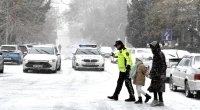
[115,48,133,72]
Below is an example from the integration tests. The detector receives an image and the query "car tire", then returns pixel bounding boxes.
[185,81,193,98]
[0,67,3,73]
[23,69,28,73]
[57,62,61,71]
[169,76,177,91]
[100,68,104,71]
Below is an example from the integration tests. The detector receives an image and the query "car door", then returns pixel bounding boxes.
[179,57,192,87]
[174,58,186,86]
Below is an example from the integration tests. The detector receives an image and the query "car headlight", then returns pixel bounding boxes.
[49,59,56,63]
[75,58,82,62]
[100,58,104,62]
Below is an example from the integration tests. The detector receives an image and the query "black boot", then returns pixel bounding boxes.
[135,97,143,104]
[125,96,135,102]
[107,96,118,101]
[145,94,151,103]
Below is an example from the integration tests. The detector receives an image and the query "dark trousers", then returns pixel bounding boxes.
[113,71,134,97]
[154,92,163,102]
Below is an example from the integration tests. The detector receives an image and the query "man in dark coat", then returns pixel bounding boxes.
[148,41,167,106]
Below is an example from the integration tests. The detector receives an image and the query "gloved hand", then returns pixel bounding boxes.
[126,65,131,71]
[111,52,115,56]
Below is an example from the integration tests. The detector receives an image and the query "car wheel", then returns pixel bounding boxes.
[23,69,28,73]
[72,62,75,68]
[185,81,193,98]
[169,76,177,91]
[100,68,104,71]
[52,69,57,73]
[0,67,3,73]
[57,62,61,71]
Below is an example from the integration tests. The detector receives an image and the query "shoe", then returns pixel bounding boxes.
[145,94,151,103]
[107,96,118,101]
[135,97,142,104]
[150,100,159,107]
[157,101,164,106]
[125,96,135,102]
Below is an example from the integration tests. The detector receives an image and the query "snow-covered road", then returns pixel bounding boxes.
[0,59,199,110]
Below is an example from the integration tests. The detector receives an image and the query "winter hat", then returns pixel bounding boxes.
[114,40,124,47]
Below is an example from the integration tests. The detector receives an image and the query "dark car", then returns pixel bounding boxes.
[0,52,4,73]
[0,45,23,65]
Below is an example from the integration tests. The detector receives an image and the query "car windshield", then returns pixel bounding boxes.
[76,49,100,55]
[1,46,16,51]
[194,56,200,67]
[29,47,54,55]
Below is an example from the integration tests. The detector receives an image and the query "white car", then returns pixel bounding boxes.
[131,48,153,68]
[0,53,4,73]
[72,47,105,71]
[23,45,61,73]
[169,54,200,98]
[162,49,190,79]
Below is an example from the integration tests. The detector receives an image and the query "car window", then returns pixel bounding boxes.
[1,46,16,51]
[178,58,187,66]
[76,49,100,55]
[183,58,191,66]
[194,56,200,67]
[29,47,54,55]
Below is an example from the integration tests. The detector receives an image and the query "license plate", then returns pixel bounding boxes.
[86,62,95,65]
[4,58,11,60]
[33,65,43,68]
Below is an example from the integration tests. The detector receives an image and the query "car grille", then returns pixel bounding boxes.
[25,62,51,68]
[83,59,98,62]
[82,65,99,67]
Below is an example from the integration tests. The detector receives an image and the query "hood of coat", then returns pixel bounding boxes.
[150,41,161,55]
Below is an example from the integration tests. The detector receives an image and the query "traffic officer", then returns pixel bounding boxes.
[108,40,135,102]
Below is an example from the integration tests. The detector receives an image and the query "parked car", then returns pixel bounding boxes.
[23,45,61,73]
[0,45,23,65]
[0,52,4,73]
[18,45,28,57]
[163,49,190,81]
[169,54,200,98]
[72,45,105,71]
[131,48,153,68]
[100,46,112,58]
[110,49,118,64]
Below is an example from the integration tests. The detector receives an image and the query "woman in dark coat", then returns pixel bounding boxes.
[148,41,167,106]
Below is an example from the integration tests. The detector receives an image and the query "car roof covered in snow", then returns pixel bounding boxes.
[33,44,56,48]
[1,45,17,47]
[184,53,200,57]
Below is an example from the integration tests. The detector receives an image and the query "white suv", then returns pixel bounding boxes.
[23,45,61,73]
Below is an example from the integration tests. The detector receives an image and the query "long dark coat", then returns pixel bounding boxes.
[148,42,167,92]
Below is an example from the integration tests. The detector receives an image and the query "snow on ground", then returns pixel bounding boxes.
[0,58,200,110]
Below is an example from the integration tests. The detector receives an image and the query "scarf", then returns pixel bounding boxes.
[129,61,143,80]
